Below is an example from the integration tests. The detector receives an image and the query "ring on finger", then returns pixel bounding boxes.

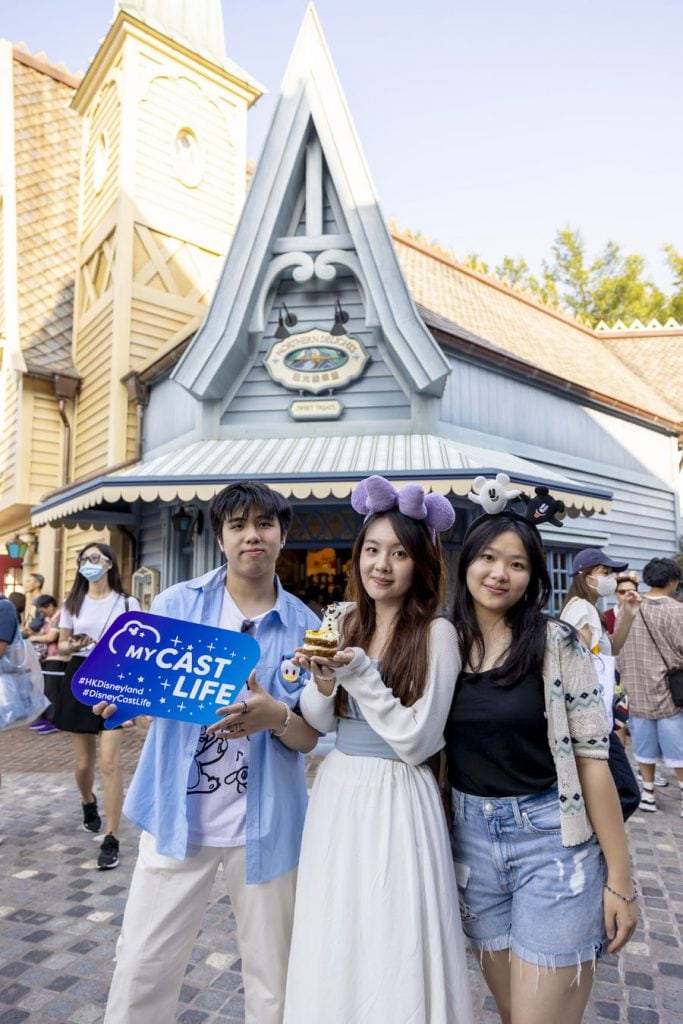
[241,700,248,715]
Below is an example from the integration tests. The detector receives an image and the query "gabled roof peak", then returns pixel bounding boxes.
[172,4,449,401]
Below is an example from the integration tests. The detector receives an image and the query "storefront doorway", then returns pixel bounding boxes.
[277,546,351,614]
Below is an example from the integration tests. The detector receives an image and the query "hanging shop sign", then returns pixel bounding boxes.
[289,399,342,420]
[264,328,370,394]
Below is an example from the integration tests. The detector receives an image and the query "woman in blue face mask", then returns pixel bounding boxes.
[56,543,140,871]
[561,548,640,659]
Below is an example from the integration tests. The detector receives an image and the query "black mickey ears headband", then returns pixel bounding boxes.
[465,477,566,542]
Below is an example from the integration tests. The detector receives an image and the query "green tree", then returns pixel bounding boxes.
[547,229,670,325]
[496,228,675,327]
[664,244,683,321]
[463,252,490,275]
[494,256,559,307]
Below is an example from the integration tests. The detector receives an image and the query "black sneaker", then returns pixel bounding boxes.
[82,797,101,833]
[97,834,119,870]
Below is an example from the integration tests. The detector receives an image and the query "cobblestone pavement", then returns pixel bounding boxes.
[1,726,682,1023]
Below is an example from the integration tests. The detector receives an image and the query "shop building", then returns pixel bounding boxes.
[0,3,679,608]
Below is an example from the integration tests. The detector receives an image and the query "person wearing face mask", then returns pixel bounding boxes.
[561,549,641,660]
[56,543,140,869]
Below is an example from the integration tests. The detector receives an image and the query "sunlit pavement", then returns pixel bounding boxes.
[1,727,681,1023]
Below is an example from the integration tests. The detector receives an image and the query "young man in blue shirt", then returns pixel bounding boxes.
[101,482,320,1024]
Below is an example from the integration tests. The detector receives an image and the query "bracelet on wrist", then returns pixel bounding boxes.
[604,881,638,904]
[270,701,291,738]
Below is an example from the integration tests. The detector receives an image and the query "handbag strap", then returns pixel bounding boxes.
[95,593,128,642]
[638,607,672,671]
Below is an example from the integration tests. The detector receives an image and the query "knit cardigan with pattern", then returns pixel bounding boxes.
[541,619,610,846]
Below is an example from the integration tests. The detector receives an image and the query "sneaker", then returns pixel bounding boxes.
[97,834,119,870]
[34,722,59,735]
[636,768,669,787]
[82,797,101,833]
[638,789,657,813]
[28,721,46,730]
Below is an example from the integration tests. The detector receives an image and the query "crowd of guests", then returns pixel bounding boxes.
[1,478,681,1023]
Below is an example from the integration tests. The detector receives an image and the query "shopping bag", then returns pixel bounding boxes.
[0,629,49,730]
[592,652,617,730]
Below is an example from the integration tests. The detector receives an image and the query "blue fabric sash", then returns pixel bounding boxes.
[335,716,401,760]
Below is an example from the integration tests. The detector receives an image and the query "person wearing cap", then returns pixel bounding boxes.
[561,548,641,659]
[561,549,641,795]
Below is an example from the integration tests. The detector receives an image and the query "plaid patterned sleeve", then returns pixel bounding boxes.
[618,599,682,717]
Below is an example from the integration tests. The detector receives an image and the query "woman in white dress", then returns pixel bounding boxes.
[284,476,474,1024]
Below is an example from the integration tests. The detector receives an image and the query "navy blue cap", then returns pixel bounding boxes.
[571,548,628,576]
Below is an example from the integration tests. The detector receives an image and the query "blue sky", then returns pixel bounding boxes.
[3,0,682,292]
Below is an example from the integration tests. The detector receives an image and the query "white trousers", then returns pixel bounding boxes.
[104,832,296,1024]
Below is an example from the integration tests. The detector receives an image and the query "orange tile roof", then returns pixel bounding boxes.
[598,333,683,420]
[392,230,682,428]
[12,47,80,379]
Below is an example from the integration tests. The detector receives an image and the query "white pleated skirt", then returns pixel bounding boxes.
[284,748,474,1024]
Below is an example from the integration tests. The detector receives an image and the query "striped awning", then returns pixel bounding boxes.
[31,433,612,526]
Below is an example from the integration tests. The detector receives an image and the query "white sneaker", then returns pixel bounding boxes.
[638,789,657,812]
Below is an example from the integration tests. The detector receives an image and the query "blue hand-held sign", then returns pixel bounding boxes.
[71,611,261,729]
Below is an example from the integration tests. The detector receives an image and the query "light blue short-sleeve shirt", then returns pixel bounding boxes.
[123,565,320,884]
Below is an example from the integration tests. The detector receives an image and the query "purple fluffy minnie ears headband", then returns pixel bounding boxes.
[351,475,455,543]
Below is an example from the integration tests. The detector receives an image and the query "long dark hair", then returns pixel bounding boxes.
[64,542,127,615]
[339,508,446,710]
[451,516,551,687]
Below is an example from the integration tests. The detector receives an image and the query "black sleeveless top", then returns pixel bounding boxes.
[446,667,556,797]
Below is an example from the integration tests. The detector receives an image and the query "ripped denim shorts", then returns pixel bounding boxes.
[450,784,607,970]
